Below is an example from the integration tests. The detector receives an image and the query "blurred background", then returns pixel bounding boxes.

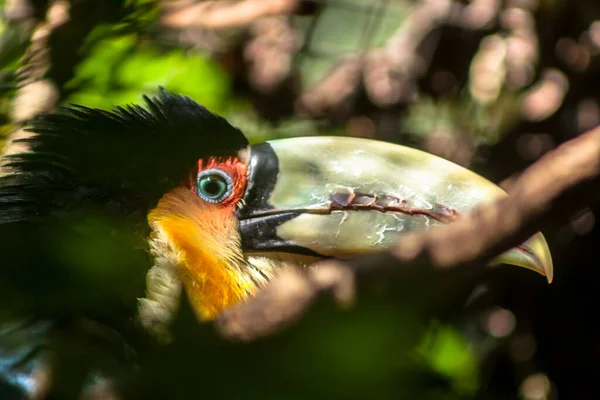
[1,0,599,399]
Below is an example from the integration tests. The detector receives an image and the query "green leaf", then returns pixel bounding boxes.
[65,35,231,112]
[415,321,480,394]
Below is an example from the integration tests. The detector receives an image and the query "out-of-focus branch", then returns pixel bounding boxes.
[216,125,600,341]
[297,0,501,115]
[0,0,67,164]
[245,17,302,93]
[161,0,299,29]
[520,69,569,122]
[298,0,455,114]
[1,0,131,169]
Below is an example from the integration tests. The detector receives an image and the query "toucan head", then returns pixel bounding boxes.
[2,90,552,330]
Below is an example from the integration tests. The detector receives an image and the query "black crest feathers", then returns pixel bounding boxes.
[0,89,249,224]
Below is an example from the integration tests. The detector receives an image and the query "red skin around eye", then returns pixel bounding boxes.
[189,157,248,209]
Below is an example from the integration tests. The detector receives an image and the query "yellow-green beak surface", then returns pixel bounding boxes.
[237,136,553,283]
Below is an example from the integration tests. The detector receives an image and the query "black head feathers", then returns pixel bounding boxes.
[0,89,249,224]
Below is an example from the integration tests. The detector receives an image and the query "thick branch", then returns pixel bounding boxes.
[215,125,600,341]
[161,0,299,29]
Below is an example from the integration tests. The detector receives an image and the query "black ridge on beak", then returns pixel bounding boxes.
[236,143,320,256]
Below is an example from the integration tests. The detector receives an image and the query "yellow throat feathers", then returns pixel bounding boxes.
[148,187,255,320]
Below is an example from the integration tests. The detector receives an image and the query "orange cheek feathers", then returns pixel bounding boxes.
[152,210,249,320]
[149,155,252,320]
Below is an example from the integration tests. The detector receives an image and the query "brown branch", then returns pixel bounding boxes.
[1,0,67,170]
[161,0,299,29]
[1,0,129,167]
[215,125,600,341]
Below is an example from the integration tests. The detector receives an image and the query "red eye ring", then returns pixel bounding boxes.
[193,156,248,208]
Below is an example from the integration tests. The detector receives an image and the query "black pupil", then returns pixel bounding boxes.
[202,176,225,198]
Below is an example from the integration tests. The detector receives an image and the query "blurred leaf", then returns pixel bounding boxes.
[295,1,409,88]
[226,108,340,143]
[403,94,521,147]
[66,34,231,112]
[415,321,480,395]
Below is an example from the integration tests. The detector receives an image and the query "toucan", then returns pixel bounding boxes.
[0,89,552,397]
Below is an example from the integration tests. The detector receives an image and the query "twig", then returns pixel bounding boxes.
[161,0,299,29]
[1,0,135,169]
[215,125,600,341]
[0,0,67,169]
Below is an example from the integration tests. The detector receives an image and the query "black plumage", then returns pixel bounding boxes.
[0,88,249,314]
[0,88,248,224]
[0,90,249,398]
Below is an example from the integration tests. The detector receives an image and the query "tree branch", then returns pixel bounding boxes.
[161,0,299,29]
[215,125,600,341]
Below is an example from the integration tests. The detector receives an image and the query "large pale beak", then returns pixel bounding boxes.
[236,137,553,283]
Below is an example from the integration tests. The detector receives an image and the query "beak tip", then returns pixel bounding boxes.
[528,254,554,284]
[494,233,553,284]
[544,263,554,284]
[520,232,554,284]
[518,262,553,284]
[534,265,553,283]
[530,255,554,284]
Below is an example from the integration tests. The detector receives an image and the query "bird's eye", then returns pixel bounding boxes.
[196,169,233,203]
